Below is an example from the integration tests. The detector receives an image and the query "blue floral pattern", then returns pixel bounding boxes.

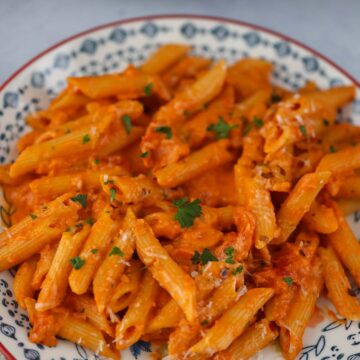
[0,16,359,360]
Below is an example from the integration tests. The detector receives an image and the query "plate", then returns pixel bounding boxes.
[0,15,359,360]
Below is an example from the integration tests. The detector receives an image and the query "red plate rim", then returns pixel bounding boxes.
[0,13,359,93]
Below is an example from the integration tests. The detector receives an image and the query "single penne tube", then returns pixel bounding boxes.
[0,197,79,271]
[146,298,183,333]
[302,199,338,234]
[109,260,143,313]
[50,88,91,110]
[93,208,136,313]
[32,243,57,290]
[336,176,360,198]
[189,288,274,355]
[154,60,227,124]
[134,219,197,322]
[154,139,234,187]
[13,256,38,308]
[327,202,360,287]
[69,209,119,294]
[317,143,360,174]
[280,258,323,359]
[36,226,90,311]
[215,319,279,360]
[58,314,119,359]
[303,85,356,109]
[274,171,331,244]
[115,270,158,350]
[322,123,360,145]
[141,44,189,74]
[68,73,170,101]
[68,293,114,337]
[319,246,360,320]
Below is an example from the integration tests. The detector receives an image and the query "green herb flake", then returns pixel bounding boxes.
[191,251,201,265]
[122,114,132,134]
[283,276,294,286]
[329,145,337,153]
[299,125,307,137]
[253,116,264,129]
[173,198,202,228]
[91,248,98,254]
[232,265,244,275]
[85,218,94,225]
[75,222,83,229]
[82,134,91,144]
[93,159,100,165]
[29,213,37,220]
[224,246,235,264]
[139,151,149,158]
[323,118,330,126]
[200,319,209,326]
[71,194,87,208]
[70,256,85,270]
[207,117,238,139]
[155,126,173,139]
[243,123,252,136]
[144,82,154,96]
[270,93,281,104]
[191,248,218,265]
[109,188,116,203]
[109,246,124,257]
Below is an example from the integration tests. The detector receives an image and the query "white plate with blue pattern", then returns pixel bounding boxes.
[0,14,359,360]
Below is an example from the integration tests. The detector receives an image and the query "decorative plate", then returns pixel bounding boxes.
[0,15,359,360]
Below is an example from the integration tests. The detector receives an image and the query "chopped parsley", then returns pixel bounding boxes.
[93,158,100,165]
[91,248,98,254]
[253,116,264,129]
[232,265,244,275]
[144,82,154,96]
[283,276,294,286]
[207,117,237,139]
[191,248,218,265]
[322,118,330,126]
[71,194,87,208]
[155,126,173,139]
[200,319,209,326]
[109,188,116,203]
[85,218,94,225]
[139,151,149,158]
[173,198,202,228]
[224,246,235,264]
[299,125,307,137]
[82,134,91,144]
[122,114,132,134]
[75,222,83,229]
[109,246,124,257]
[29,213,37,220]
[270,93,281,104]
[329,145,337,153]
[70,256,85,270]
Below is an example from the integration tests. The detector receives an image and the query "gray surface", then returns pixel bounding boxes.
[0,0,359,84]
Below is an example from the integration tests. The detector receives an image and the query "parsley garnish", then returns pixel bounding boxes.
[155,126,173,139]
[224,247,235,264]
[71,194,87,208]
[299,125,307,137]
[109,246,124,257]
[91,248,98,254]
[75,222,83,229]
[270,93,281,104]
[109,188,116,203]
[191,248,218,265]
[253,116,264,129]
[200,319,209,326]
[173,198,202,228]
[329,145,336,153]
[323,118,330,126]
[207,117,237,139]
[82,134,91,144]
[283,276,294,286]
[85,218,94,225]
[144,83,154,96]
[70,256,85,270]
[139,151,149,158]
[232,265,243,275]
[93,158,100,165]
[29,213,37,220]
[122,114,132,134]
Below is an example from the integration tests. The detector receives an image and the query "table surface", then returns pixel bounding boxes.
[0,0,359,84]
